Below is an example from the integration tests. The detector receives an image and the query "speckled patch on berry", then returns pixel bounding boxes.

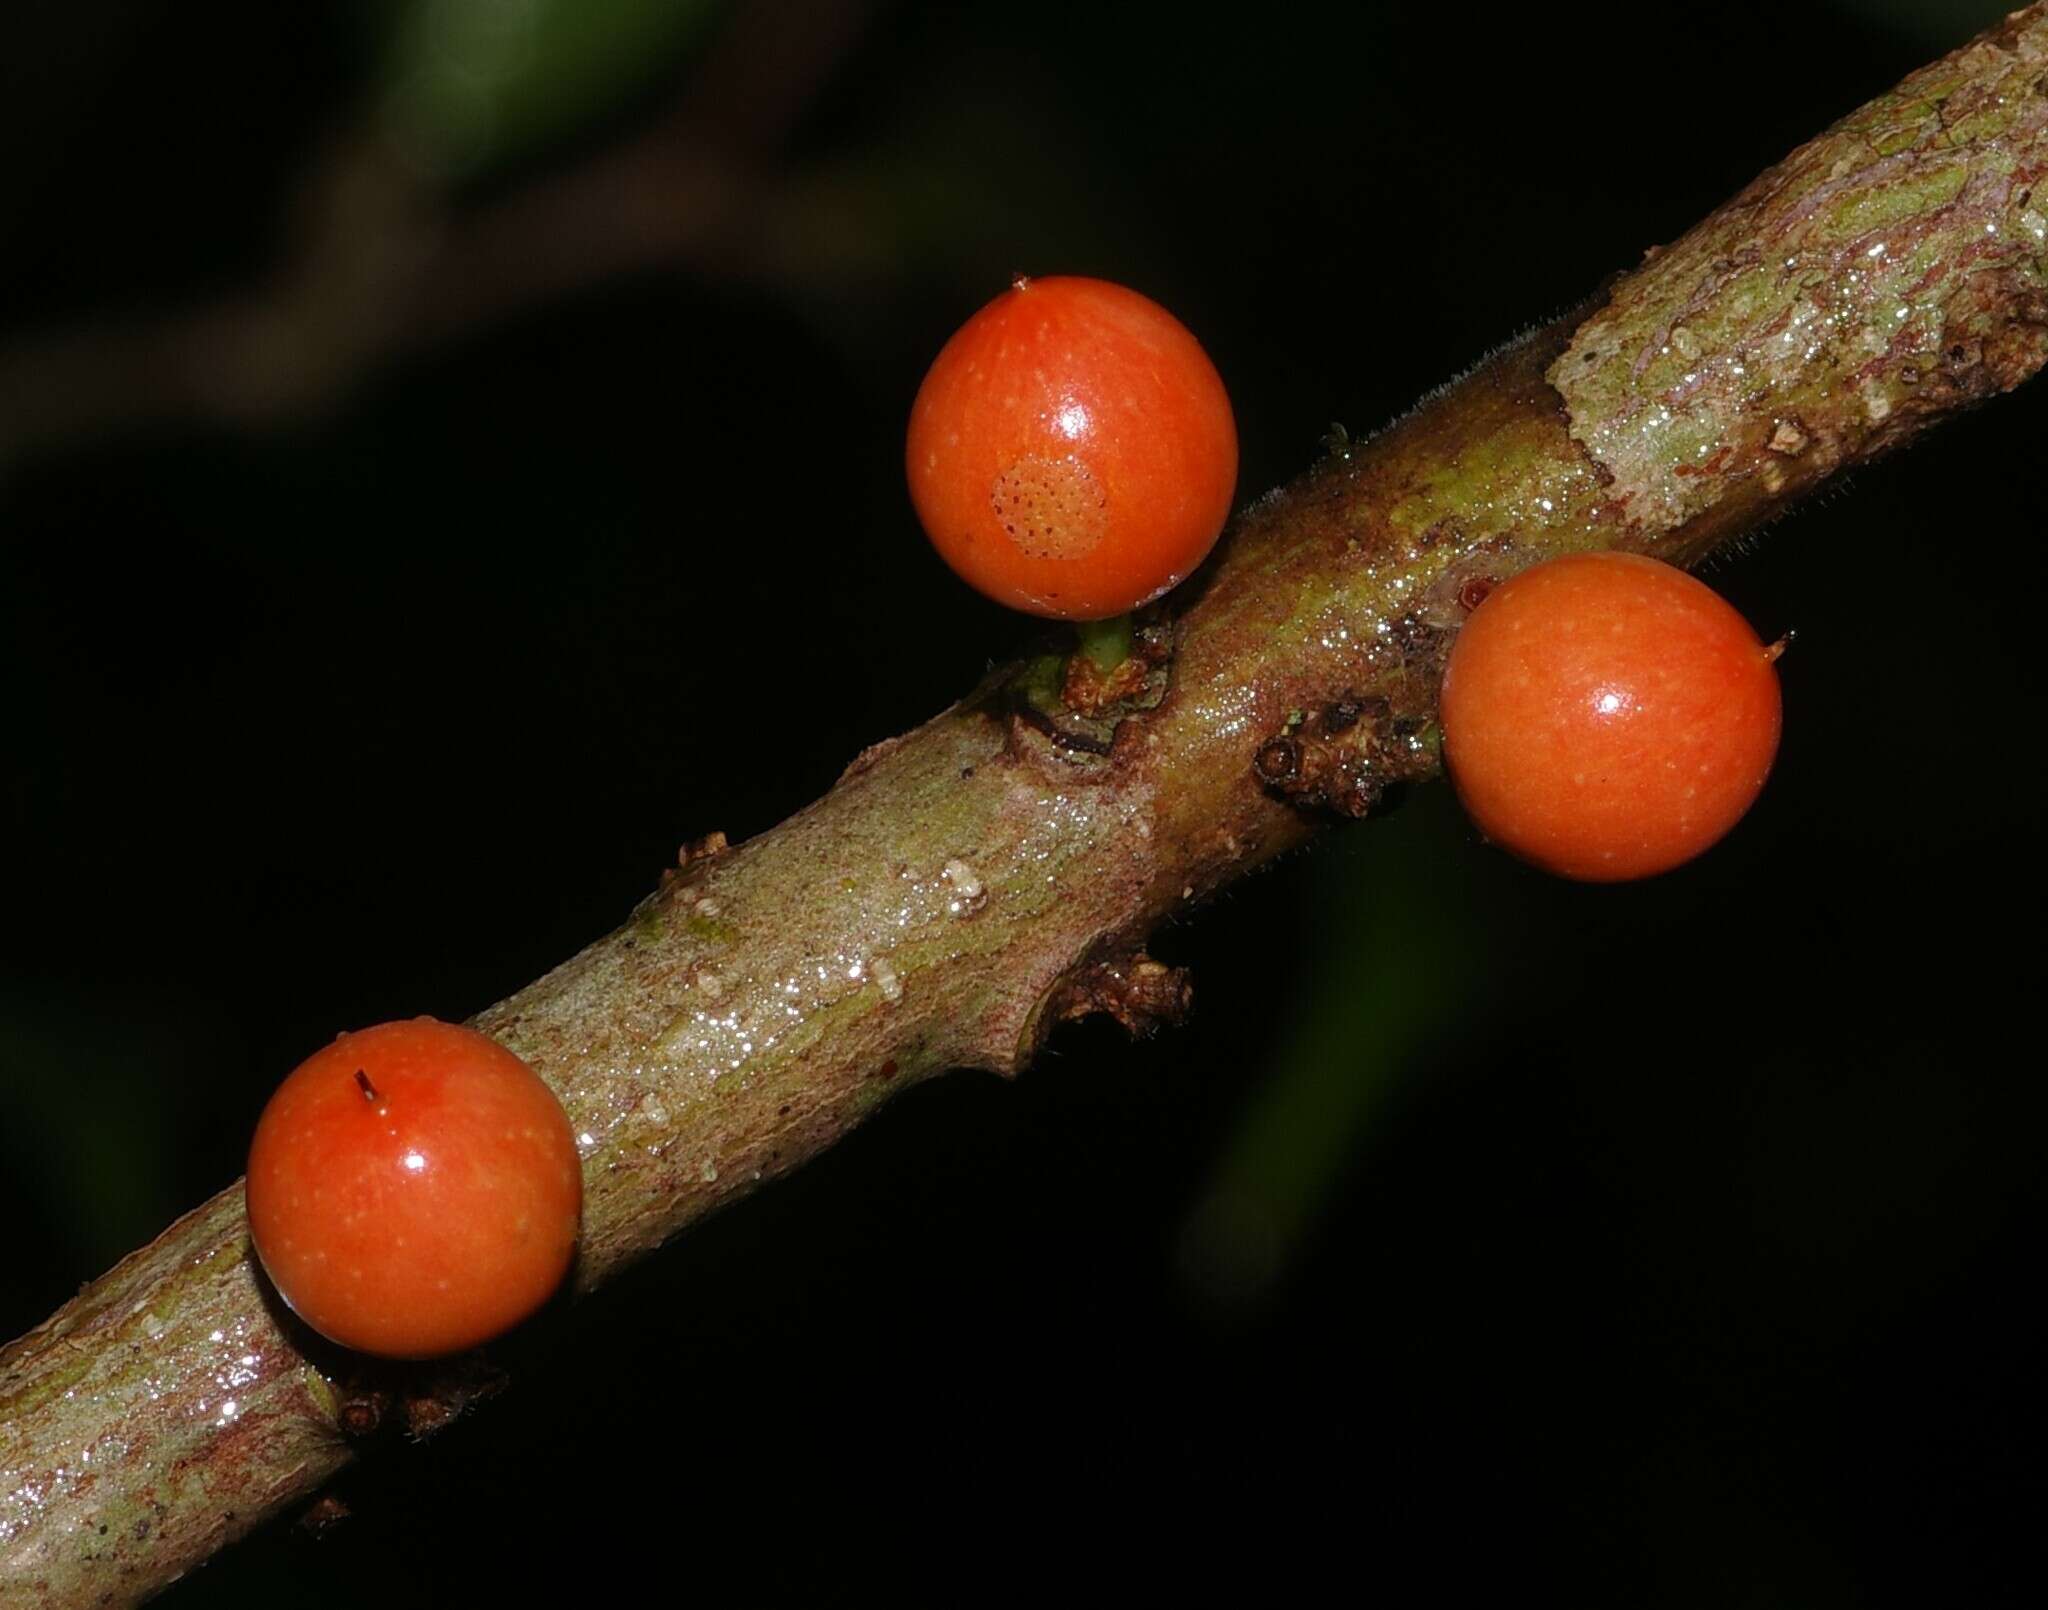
[991,455,1108,559]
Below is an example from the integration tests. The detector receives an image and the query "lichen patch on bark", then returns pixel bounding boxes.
[1552,9,2048,545]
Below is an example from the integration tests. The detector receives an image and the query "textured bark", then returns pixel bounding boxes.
[5,8,2046,1604]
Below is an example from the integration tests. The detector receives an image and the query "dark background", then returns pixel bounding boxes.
[3,1,2042,1603]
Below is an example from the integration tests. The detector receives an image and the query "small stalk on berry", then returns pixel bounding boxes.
[1075,612,1135,673]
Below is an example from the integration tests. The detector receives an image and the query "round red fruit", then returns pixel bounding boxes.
[1439,551,1782,881]
[906,274,1237,620]
[246,1017,582,1359]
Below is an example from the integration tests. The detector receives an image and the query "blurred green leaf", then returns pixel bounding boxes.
[0,996,185,1274]
[1180,796,1490,1307]
[375,0,728,179]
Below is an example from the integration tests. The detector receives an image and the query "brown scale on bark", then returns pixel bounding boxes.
[1254,694,1438,819]
[1384,613,1446,659]
[1060,621,1173,716]
[334,1385,390,1439]
[294,1494,350,1538]
[1456,575,1498,612]
[1769,417,1810,455]
[1003,624,1173,759]
[400,1360,508,1441]
[658,830,734,894]
[677,831,730,867]
[1060,651,1151,712]
[1050,952,1193,1038]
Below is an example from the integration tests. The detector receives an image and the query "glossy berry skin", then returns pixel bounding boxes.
[1440,552,1781,882]
[246,1018,582,1359]
[906,275,1237,620]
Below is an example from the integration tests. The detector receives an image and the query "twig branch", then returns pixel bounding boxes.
[4,7,2045,1605]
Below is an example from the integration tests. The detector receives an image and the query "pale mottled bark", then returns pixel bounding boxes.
[5,8,2045,1605]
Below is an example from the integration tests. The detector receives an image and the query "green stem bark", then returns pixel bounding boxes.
[5,8,2046,1605]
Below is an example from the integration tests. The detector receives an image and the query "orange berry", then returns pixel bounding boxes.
[1440,552,1782,881]
[906,275,1237,620]
[246,1018,582,1359]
